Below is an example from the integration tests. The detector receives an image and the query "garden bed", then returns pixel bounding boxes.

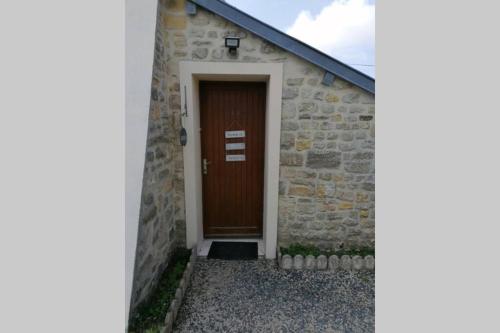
[128,247,196,333]
[278,244,375,271]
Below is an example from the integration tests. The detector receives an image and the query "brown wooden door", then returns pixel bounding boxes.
[200,81,266,237]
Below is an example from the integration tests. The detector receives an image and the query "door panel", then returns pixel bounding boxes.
[200,81,266,237]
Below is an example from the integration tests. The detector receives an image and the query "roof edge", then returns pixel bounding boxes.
[189,0,375,94]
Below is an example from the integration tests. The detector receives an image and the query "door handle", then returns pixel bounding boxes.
[202,158,211,175]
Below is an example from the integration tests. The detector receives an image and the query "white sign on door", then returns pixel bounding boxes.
[225,130,245,138]
[226,154,246,162]
[225,142,245,150]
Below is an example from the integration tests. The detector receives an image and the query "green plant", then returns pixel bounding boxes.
[128,248,191,333]
[143,325,161,333]
[280,244,375,258]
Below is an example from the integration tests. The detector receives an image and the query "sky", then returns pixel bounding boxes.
[225,0,375,78]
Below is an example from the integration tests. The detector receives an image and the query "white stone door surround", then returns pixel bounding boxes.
[179,61,283,259]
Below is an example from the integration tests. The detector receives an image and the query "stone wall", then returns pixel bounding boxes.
[160,0,375,251]
[132,0,375,312]
[129,1,179,313]
[160,1,375,248]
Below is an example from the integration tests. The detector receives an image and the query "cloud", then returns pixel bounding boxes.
[286,0,375,75]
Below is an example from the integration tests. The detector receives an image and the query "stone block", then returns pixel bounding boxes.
[340,255,352,270]
[345,162,372,174]
[192,40,212,46]
[175,288,182,301]
[173,37,187,47]
[288,185,314,197]
[192,48,208,59]
[281,254,293,269]
[164,15,186,30]
[342,93,360,103]
[280,152,304,166]
[313,132,326,141]
[179,278,186,294]
[314,91,324,101]
[305,255,316,269]
[164,311,173,330]
[307,78,319,86]
[341,132,354,142]
[283,87,299,99]
[169,299,179,320]
[279,181,287,195]
[260,42,279,54]
[169,94,181,109]
[295,139,312,151]
[192,14,209,26]
[189,28,205,38]
[282,121,299,131]
[141,205,157,224]
[223,29,248,39]
[352,152,374,160]
[328,255,340,271]
[287,78,304,86]
[317,255,328,270]
[211,49,223,59]
[325,93,339,103]
[143,193,154,205]
[166,0,185,12]
[293,255,304,269]
[282,101,296,119]
[299,102,318,114]
[361,94,375,104]
[316,183,335,198]
[352,255,364,270]
[364,255,375,270]
[296,202,315,214]
[174,50,187,57]
[306,151,341,169]
[280,132,295,150]
[338,202,353,210]
[301,87,313,99]
[321,105,335,114]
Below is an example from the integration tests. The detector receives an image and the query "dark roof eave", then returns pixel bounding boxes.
[189,0,375,94]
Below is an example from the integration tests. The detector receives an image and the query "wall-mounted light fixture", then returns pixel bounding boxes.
[225,36,240,55]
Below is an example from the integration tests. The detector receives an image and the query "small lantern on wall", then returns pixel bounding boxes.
[225,36,240,54]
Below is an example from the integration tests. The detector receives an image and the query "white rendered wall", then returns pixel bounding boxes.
[125,0,158,326]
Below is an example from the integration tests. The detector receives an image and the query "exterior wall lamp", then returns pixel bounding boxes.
[225,37,240,54]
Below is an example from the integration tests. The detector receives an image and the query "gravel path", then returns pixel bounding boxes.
[173,260,374,333]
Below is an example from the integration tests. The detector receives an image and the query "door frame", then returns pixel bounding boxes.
[179,61,283,259]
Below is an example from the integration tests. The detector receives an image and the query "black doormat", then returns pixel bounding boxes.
[207,241,258,260]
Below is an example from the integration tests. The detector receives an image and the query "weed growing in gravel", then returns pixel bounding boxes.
[128,248,191,333]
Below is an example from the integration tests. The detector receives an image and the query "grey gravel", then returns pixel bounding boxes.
[173,260,374,333]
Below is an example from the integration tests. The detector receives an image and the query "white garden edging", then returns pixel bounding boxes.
[277,248,374,271]
[159,247,197,333]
